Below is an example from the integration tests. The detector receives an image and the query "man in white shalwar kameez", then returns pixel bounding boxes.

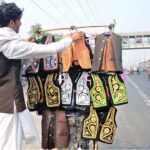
[0,2,84,150]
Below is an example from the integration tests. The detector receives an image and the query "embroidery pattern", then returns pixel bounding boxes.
[61,73,73,105]
[108,75,128,105]
[45,74,60,107]
[43,53,58,71]
[99,107,117,144]
[90,74,107,108]
[82,106,99,139]
[27,77,40,109]
[76,72,90,106]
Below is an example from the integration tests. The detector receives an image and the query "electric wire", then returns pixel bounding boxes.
[76,0,96,33]
[61,0,83,24]
[76,0,94,25]
[48,0,74,25]
[89,0,106,33]
[31,0,64,26]
[91,0,104,24]
[31,0,107,33]
[84,0,98,24]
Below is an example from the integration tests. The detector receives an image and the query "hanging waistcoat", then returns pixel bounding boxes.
[61,73,73,107]
[82,106,117,144]
[27,76,44,111]
[43,53,59,72]
[108,74,128,106]
[91,33,123,73]
[72,37,92,69]
[90,73,107,108]
[24,58,40,76]
[44,73,60,107]
[99,107,117,144]
[76,72,90,106]
[61,36,92,72]
[61,45,73,72]
[82,106,99,139]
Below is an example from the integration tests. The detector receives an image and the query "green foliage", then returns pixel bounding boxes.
[28,23,42,36]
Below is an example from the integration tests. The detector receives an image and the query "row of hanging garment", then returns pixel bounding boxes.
[23,34,93,76]
[23,28,123,75]
[23,29,128,145]
[27,71,127,111]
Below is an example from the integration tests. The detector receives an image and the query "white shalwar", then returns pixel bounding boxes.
[0,27,73,150]
[0,106,39,150]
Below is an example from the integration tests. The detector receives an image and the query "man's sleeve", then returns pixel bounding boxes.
[1,37,73,59]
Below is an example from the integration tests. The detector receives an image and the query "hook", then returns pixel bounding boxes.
[108,19,116,30]
[70,25,78,31]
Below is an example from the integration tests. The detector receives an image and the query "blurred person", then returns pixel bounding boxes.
[0,2,84,150]
[147,67,150,80]
[136,67,140,75]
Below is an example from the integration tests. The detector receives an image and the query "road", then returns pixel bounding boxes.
[23,71,150,149]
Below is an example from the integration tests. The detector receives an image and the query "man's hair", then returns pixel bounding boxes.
[0,2,23,27]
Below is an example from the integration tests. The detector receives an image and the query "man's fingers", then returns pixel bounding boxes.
[78,32,84,38]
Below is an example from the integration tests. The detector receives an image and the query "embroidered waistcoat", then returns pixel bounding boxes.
[61,73,73,106]
[90,73,107,108]
[76,72,90,106]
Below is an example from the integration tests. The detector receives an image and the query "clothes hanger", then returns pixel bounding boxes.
[69,25,90,45]
[103,19,116,37]
[69,25,78,34]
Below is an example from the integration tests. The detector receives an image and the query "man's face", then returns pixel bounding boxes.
[12,19,22,33]
[8,19,22,33]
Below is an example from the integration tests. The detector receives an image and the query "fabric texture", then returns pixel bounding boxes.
[41,110,70,149]
[91,33,123,73]
[19,108,40,144]
[0,105,39,150]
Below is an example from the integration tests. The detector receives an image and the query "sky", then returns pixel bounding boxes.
[3,0,150,68]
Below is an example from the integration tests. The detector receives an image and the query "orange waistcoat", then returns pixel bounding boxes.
[61,37,91,72]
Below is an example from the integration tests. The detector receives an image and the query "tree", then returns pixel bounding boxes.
[28,23,42,36]
[28,23,51,40]
[28,23,63,41]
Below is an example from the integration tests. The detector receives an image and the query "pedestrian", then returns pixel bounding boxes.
[0,2,84,150]
[147,67,150,80]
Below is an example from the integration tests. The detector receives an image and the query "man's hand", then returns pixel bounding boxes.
[26,36,35,42]
[70,32,84,42]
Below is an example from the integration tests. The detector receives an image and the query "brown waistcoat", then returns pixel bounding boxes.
[91,33,123,73]
[0,53,26,113]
